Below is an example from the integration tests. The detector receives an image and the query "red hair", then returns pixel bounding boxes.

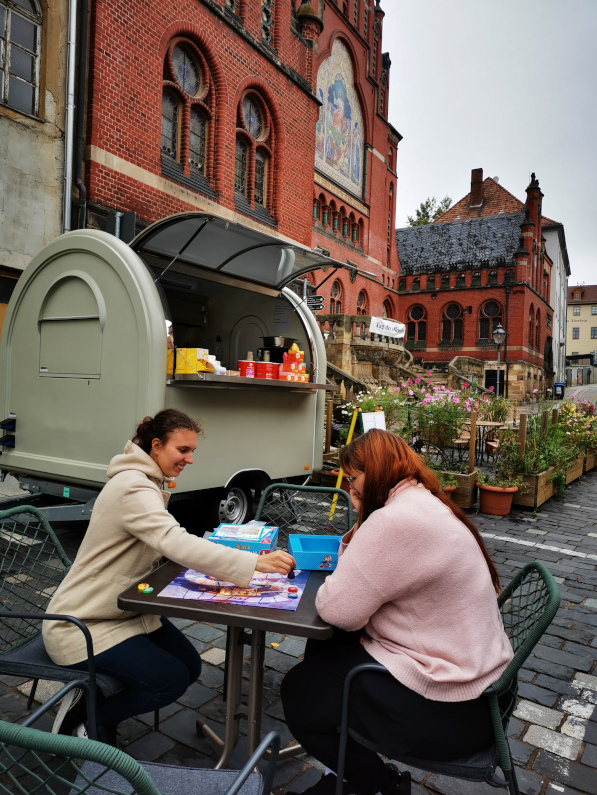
[339,429,500,592]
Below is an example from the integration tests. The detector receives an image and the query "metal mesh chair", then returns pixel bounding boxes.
[254,484,354,547]
[0,680,278,795]
[335,561,561,795]
[0,506,125,736]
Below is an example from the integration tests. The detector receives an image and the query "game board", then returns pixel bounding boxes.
[158,568,310,611]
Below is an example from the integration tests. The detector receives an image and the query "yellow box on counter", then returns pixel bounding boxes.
[167,348,213,377]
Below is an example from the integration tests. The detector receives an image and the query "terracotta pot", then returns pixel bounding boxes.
[479,483,518,516]
[443,484,456,500]
[330,469,350,494]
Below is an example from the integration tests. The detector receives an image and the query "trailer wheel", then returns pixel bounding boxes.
[211,486,253,525]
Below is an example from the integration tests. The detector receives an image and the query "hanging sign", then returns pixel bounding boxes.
[368,316,406,339]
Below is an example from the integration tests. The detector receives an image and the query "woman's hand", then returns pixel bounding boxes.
[349,484,362,514]
[255,550,296,575]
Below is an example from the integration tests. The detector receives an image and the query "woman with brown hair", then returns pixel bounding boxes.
[282,429,512,795]
[44,409,294,744]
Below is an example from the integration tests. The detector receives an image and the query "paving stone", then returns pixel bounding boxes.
[533,749,597,795]
[559,697,597,719]
[518,682,559,707]
[160,708,222,753]
[275,637,306,658]
[176,681,218,710]
[125,730,177,761]
[524,725,582,760]
[168,617,195,629]
[138,702,182,726]
[533,674,579,699]
[524,656,575,681]
[584,598,597,609]
[513,700,563,729]
[198,663,225,691]
[507,716,525,739]
[200,647,227,666]
[530,644,594,672]
[264,697,285,721]
[264,648,299,674]
[158,741,213,768]
[545,784,585,795]
[183,623,225,642]
[513,767,545,795]
[581,742,597,769]
[561,715,597,743]
[573,672,597,691]
[118,717,151,747]
[282,765,324,793]
[509,737,534,764]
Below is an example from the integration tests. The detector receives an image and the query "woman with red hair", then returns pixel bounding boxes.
[282,430,512,795]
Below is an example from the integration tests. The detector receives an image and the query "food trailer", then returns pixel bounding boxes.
[0,212,344,528]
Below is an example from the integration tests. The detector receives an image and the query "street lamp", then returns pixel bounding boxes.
[492,323,507,397]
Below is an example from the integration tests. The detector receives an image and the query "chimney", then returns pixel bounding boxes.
[470,168,483,207]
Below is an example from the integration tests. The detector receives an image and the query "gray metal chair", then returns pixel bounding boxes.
[0,680,278,794]
[0,506,127,737]
[335,561,561,795]
[254,483,353,547]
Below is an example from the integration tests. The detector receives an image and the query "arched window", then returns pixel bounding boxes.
[456,273,465,288]
[488,270,498,286]
[528,305,535,349]
[382,298,394,319]
[407,305,426,344]
[356,290,368,315]
[1,0,42,115]
[398,279,406,293]
[236,91,273,209]
[535,309,541,351]
[441,274,450,290]
[479,301,502,341]
[505,269,515,285]
[442,303,463,344]
[411,277,420,292]
[330,280,342,314]
[426,275,435,290]
[387,184,393,248]
[162,40,212,182]
[472,271,481,287]
[234,137,247,195]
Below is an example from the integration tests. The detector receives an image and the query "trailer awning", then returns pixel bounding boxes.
[131,211,363,291]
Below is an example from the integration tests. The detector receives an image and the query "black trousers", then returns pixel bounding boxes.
[281,630,496,794]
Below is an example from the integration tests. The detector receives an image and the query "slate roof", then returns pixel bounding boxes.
[568,285,597,303]
[435,178,524,223]
[395,212,526,275]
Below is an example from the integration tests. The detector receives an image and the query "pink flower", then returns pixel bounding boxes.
[395,387,400,392]
[463,382,469,388]
[407,380,413,386]
[426,371,432,376]
[427,380,432,385]
[533,388,539,394]
[546,388,552,393]
[453,396,460,404]
[408,389,414,396]
[415,377,421,383]
[489,386,494,392]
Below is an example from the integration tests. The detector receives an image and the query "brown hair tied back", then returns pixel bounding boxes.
[339,429,500,593]
[132,409,202,454]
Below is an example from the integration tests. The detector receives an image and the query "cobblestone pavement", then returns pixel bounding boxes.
[2,472,597,794]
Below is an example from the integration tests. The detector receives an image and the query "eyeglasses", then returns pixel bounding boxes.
[346,475,355,486]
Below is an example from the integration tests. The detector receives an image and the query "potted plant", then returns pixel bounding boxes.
[477,472,526,516]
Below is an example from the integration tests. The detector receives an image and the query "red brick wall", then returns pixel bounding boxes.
[85,0,319,245]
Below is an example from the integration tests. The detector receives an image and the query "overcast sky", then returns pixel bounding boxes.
[382,0,596,286]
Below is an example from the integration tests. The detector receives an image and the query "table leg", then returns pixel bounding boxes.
[246,628,305,761]
[196,624,244,769]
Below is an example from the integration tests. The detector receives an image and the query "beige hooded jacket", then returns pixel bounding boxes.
[42,441,257,665]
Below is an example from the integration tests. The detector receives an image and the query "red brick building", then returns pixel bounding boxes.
[79,0,401,326]
[395,171,555,400]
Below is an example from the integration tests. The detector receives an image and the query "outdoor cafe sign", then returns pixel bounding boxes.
[368,316,406,339]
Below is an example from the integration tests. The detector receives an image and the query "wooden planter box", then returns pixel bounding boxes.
[442,470,477,509]
[511,467,556,509]
[566,454,585,485]
[585,449,597,472]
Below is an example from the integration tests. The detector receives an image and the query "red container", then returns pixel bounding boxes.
[238,360,255,378]
[255,362,279,380]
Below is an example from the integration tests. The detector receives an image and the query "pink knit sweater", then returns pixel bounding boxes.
[315,479,513,702]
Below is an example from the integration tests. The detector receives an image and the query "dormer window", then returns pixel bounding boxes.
[574,291,581,300]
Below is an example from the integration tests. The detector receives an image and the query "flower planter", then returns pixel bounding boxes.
[584,449,597,473]
[511,467,556,509]
[566,454,585,485]
[442,485,456,500]
[479,484,518,516]
[441,470,477,509]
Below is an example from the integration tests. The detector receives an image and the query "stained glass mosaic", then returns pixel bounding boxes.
[315,39,364,197]
[243,96,263,139]
[172,45,200,97]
